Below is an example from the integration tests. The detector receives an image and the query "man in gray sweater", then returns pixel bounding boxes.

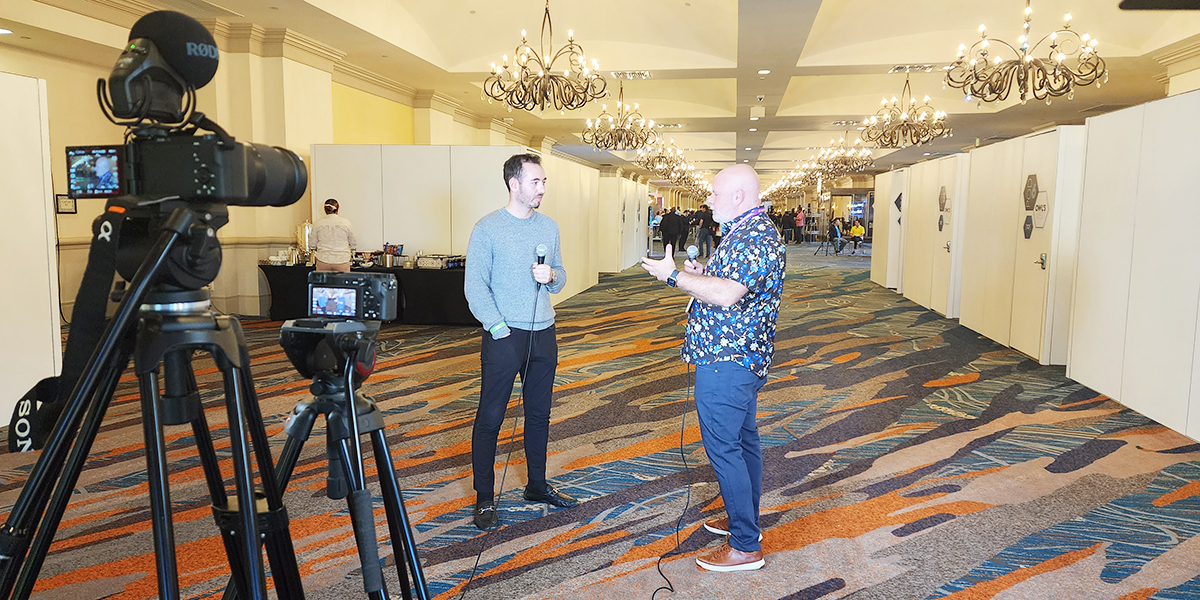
[464,153,577,531]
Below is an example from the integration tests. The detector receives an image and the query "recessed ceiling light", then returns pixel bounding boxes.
[757,69,771,75]
[749,128,757,132]
[743,159,749,163]
[0,28,12,35]
[745,147,752,150]
[750,116,759,121]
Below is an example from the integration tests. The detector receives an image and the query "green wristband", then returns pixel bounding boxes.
[489,321,508,334]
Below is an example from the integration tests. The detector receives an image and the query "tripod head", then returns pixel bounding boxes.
[280,318,380,387]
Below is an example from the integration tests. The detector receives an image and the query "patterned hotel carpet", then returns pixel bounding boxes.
[4,248,1200,599]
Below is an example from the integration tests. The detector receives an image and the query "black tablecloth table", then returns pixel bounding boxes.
[258,265,478,326]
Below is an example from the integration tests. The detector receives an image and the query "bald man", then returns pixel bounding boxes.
[641,164,786,572]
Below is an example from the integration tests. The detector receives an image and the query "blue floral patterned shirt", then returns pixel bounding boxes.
[682,207,786,377]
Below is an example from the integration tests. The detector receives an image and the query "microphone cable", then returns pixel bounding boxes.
[457,265,546,599]
[651,362,694,600]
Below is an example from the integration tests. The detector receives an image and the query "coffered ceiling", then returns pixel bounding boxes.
[5,0,1200,189]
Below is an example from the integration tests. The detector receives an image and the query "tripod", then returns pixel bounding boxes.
[267,318,430,600]
[0,206,305,600]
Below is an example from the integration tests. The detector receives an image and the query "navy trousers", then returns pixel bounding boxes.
[472,326,557,500]
[695,361,766,553]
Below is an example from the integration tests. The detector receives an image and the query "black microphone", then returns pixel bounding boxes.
[128,11,220,89]
[536,244,548,264]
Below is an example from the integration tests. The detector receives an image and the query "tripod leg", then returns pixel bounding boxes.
[138,368,183,600]
[221,368,269,599]
[8,341,133,600]
[371,429,430,600]
[333,436,388,599]
[219,403,319,600]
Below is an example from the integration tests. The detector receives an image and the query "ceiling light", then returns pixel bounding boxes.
[745,147,752,150]
[757,69,771,75]
[743,160,749,163]
[861,74,951,148]
[945,0,1105,104]
[750,116,759,121]
[749,128,757,132]
[583,81,657,151]
[815,135,874,178]
[0,28,12,35]
[484,1,607,112]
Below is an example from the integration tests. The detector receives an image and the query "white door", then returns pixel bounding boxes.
[1009,130,1059,363]
[929,156,957,315]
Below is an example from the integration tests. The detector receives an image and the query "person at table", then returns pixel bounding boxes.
[848,219,865,255]
[310,198,357,272]
[463,153,575,531]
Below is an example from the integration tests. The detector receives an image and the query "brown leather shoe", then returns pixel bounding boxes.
[703,517,763,541]
[696,541,764,572]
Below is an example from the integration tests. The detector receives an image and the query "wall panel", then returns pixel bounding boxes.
[312,144,384,250]
[0,73,61,425]
[450,146,518,255]
[1068,106,1145,399]
[1122,92,1200,431]
[382,145,452,255]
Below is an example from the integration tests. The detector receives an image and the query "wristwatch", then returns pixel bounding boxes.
[666,269,679,287]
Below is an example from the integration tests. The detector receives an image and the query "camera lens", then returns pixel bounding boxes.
[245,143,308,207]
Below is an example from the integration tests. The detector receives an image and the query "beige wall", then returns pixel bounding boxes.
[332,83,415,145]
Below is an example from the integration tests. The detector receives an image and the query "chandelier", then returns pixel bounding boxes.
[815,136,873,178]
[944,0,1106,105]
[484,0,608,112]
[763,162,824,203]
[582,81,657,151]
[861,75,951,148]
[635,139,710,199]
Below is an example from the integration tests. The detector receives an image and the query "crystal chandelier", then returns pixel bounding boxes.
[582,81,657,151]
[815,136,873,178]
[763,162,824,203]
[944,0,1106,105]
[861,75,951,148]
[635,140,710,199]
[484,0,608,112]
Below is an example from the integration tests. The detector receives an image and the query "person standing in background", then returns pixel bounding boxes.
[310,199,357,272]
[464,153,577,531]
[659,207,681,256]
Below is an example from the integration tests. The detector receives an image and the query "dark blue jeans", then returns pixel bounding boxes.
[696,228,713,258]
[695,361,765,552]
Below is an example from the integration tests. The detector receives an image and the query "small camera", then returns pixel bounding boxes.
[308,272,398,321]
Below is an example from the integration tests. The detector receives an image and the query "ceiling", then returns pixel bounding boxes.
[5,0,1200,188]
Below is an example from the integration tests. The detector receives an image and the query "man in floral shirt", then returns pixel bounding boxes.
[640,164,785,572]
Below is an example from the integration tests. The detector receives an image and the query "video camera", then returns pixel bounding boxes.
[308,272,399,322]
[65,11,306,206]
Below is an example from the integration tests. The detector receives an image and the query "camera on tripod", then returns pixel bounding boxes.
[308,272,399,321]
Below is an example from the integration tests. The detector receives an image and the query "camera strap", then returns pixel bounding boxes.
[9,204,129,452]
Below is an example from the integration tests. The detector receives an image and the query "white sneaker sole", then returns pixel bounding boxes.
[696,556,765,572]
[702,522,763,541]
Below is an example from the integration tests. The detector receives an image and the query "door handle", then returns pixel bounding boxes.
[944,241,951,253]
[1034,253,1047,270]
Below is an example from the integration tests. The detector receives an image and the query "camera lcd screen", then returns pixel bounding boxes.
[311,286,357,318]
[66,146,123,199]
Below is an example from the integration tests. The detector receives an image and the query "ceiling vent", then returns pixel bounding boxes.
[611,71,652,80]
[749,106,766,119]
[889,64,938,74]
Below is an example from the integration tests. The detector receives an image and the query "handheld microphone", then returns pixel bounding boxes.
[536,244,548,265]
[687,245,699,261]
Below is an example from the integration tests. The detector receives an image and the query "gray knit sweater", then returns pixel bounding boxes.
[464,208,566,336]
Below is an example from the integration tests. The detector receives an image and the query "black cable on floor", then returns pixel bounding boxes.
[651,363,694,600]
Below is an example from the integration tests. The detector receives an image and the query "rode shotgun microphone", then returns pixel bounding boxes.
[128,11,220,89]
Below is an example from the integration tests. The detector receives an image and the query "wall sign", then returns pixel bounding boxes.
[1024,215,1034,239]
[55,194,76,215]
[1023,175,1039,211]
[938,214,944,232]
[1033,202,1049,228]
[939,186,948,212]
